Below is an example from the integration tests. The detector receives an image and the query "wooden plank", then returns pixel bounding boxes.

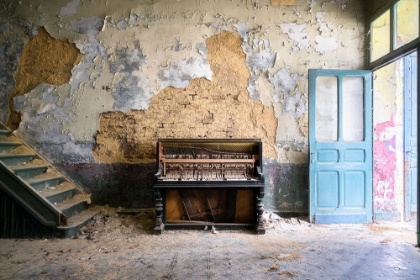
[271,0,296,6]
[233,189,253,223]
[165,190,184,220]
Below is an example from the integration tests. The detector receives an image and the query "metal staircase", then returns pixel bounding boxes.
[0,122,100,238]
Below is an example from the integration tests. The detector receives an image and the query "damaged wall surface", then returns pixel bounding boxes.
[8,27,82,129]
[0,0,367,212]
[93,31,278,164]
[373,60,405,221]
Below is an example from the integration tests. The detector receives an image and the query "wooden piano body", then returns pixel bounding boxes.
[153,138,265,234]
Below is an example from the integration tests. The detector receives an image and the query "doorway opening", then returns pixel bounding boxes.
[372,51,417,226]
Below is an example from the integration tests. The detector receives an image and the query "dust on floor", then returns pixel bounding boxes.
[1,207,419,280]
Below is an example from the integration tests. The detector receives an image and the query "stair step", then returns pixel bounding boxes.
[56,194,91,218]
[7,145,34,155]
[0,129,10,138]
[0,142,22,154]
[0,154,36,166]
[11,165,49,180]
[56,206,101,238]
[17,158,49,167]
[27,176,64,191]
[0,134,22,143]
[41,182,79,204]
[0,123,100,239]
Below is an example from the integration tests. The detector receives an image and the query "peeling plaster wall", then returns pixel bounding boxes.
[8,27,82,129]
[0,17,27,124]
[93,31,278,164]
[0,0,367,211]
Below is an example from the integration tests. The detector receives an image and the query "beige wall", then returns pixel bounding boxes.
[0,0,366,164]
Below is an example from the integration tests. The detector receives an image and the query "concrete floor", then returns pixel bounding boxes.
[0,209,419,280]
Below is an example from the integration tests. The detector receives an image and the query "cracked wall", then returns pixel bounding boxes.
[8,27,82,129]
[373,60,405,221]
[0,0,367,211]
[93,31,277,163]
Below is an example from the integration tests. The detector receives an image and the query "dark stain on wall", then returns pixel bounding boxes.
[57,160,308,213]
[56,162,156,208]
[263,160,308,214]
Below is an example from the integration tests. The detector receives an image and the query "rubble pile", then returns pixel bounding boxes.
[262,211,311,231]
[74,207,155,240]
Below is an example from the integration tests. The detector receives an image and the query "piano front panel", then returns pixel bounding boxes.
[164,189,254,224]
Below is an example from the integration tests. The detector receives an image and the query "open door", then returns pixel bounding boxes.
[404,52,418,220]
[309,69,373,223]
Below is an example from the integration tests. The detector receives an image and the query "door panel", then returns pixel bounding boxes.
[343,171,365,207]
[309,69,372,223]
[342,149,365,162]
[317,150,339,162]
[316,171,339,208]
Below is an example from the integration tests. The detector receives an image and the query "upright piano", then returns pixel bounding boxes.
[153,138,265,234]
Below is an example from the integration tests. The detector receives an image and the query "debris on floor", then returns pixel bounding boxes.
[262,211,311,230]
[0,206,419,280]
[74,206,155,241]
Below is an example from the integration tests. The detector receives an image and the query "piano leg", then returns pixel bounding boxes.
[154,189,165,234]
[255,187,266,234]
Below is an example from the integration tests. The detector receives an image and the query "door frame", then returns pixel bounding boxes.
[403,52,418,221]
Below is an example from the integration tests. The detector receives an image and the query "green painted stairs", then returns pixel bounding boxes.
[0,122,100,238]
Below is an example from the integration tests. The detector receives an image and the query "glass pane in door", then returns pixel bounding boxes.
[316,76,338,142]
[343,77,364,141]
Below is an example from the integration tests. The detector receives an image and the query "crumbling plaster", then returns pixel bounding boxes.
[372,61,404,219]
[0,0,365,167]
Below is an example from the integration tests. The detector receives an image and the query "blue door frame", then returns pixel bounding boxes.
[404,52,418,220]
[309,69,373,223]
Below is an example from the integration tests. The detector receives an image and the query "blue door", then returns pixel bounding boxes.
[309,69,373,223]
[404,52,418,220]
